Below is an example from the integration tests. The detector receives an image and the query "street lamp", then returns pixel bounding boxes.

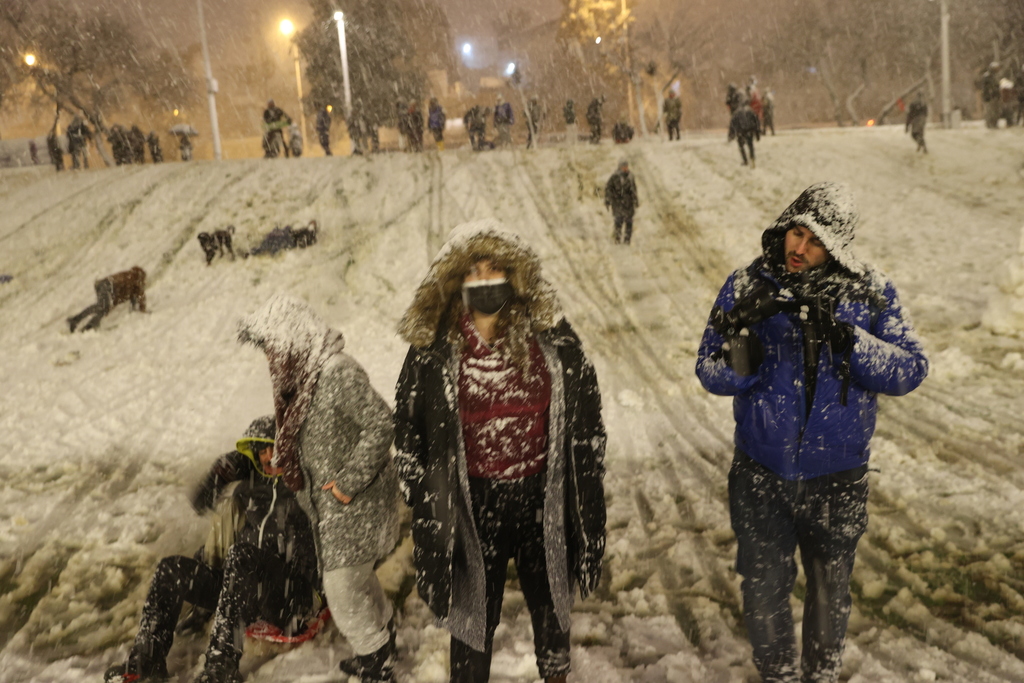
[279,18,307,146]
[196,0,223,159]
[462,43,472,56]
[24,54,36,66]
[333,11,352,118]
[505,62,517,76]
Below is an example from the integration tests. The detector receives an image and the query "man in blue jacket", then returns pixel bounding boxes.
[696,182,928,683]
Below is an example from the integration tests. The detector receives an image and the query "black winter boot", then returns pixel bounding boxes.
[191,652,243,683]
[103,649,169,682]
[339,618,396,682]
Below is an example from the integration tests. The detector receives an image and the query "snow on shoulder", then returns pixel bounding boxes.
[982,226,1024,337]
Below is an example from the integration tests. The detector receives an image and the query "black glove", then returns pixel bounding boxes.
[711,281,782,337]
[723,329,764,376]
[798,298,853,352]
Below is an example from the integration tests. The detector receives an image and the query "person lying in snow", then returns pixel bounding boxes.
[394,219,607,683]
[238,295,401,683]
[104,416,320,683]
[248,222,318,257]
[67,266,147,333]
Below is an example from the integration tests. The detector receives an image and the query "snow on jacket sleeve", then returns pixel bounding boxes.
[695,272,762,396]
[393,346,428,507]
[313,359,394,499]
[847,278,928,396]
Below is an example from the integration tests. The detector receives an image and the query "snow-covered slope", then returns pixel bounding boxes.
[1,125,1023,682]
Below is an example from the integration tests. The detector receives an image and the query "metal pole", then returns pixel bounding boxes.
[335,12,352,117]
[940,0,951,128]
[293,48,307,146]
[196,0,222,160]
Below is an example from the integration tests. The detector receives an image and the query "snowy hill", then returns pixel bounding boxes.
[2,125,1024,682]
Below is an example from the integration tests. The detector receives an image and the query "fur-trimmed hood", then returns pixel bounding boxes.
[762,182,864,276]
[398,219,562,362]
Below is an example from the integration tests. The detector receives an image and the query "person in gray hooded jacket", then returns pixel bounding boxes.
[394,219,607,683]
[238,295,400,683]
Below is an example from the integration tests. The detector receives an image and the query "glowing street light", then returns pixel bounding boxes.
[24,54,36,66]
[595,36,602,44]
[462,43,472,56]
[333,11,352,118]
[505,62,516,76]
[279,18,307,148]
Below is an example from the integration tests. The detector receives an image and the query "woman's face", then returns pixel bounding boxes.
[464,258,506,284]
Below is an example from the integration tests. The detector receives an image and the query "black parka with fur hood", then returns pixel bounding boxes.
[393,219,607,651]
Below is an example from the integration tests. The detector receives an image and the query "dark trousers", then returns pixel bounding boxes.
[318,132,331,156]
[589,123,601,143]
[450,473,570,683]
[737,134,756,165]
[911,130,927,153]
[613,213,634,244]
[729,450,868,683]
[130,543,312,676]
[68,279,114,332]
[203,543,312,669]
[667,119,680,140]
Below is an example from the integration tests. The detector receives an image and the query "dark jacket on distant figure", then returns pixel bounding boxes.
[729,105,761,141]
[605,169,639,217]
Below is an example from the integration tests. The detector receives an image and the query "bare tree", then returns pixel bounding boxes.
[0,1,197,164]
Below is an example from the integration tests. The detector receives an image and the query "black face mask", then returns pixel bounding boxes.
[462,279,514,315]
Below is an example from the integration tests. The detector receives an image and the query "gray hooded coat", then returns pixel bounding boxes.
[239,295,400,572]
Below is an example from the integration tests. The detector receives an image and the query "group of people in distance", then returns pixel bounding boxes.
[105,181,927,683]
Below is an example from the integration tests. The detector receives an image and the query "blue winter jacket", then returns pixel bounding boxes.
[696,264,928,480]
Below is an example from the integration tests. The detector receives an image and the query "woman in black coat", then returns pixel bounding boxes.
[393,219,606,683]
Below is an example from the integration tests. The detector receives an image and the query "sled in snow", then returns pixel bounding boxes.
[246,606,331,644]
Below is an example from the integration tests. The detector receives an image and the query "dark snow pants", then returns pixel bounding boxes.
[613,213,634,244]
[130,555,222,673]
[203,542,314,668]
[68,279,114,332]
[667,119,680,140]
[131,543,312,674]
[450,472,571,683]
[318,132,332,156]
[737,134,756,165]
[729,450,868,683]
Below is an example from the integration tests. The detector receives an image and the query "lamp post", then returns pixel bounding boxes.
[940,0,951,128]
[333,11,352,118]
[196,0,223,160]
[24,54,36,66]
[280,19,307,148]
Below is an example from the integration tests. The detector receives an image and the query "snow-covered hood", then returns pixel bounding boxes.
[762,182,864,276]
[397,218,562,349]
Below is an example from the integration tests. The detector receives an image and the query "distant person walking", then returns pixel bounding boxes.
[604,159,639,245]
[525,97,542,149]
[407,100,425,152]
[762,90,776,136]
[147,132,163,163]
[586,96,604,143]
[906,91,929,153]
[663,91,682,141]
[66,116,92,170]
[46,130,64,172]
[129,125,147,164]
[729,102,761,168]
[263,99,292,158]
[316,104,332,156]
[428,98,447,150]
[979,64,1001,129]
[494,94,514,147]
[563,99,578,145]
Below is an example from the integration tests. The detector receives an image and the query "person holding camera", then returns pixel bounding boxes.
[695,182,928,683]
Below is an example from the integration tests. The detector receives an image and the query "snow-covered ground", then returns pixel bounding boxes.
[1,124,1024,683]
